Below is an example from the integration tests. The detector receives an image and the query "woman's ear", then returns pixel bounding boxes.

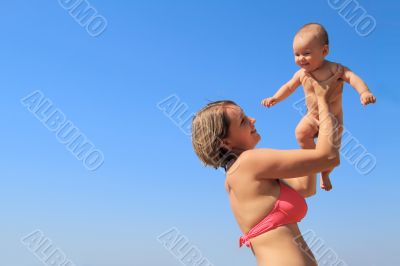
[323,44,329,56]
[220,138,232,150]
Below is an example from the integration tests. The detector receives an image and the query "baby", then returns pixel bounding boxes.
[261,23,376,191]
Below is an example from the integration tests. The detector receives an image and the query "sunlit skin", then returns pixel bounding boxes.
[222,73,343,264]
[222,83,341,265]
[223,105,317,266]
[220,106,261,154]
[261,25,376,191]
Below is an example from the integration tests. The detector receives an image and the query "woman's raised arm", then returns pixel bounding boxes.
[236,84,340,180]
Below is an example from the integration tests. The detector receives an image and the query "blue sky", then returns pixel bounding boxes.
[1,0,399,265]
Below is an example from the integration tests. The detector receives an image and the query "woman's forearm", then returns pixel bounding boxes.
[316,98,340,161]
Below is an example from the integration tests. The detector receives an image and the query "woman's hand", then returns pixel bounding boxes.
[314,79,342,102]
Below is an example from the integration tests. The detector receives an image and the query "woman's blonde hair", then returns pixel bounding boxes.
[191,100,239,171]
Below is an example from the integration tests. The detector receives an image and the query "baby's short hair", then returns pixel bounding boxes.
[296,23,329,46]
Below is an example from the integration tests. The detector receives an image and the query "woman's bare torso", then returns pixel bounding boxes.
[225,169,317,266]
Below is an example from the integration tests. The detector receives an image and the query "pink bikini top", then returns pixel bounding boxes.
[239,179,308,248]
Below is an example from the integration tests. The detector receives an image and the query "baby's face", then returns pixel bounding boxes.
[293,33,328,72]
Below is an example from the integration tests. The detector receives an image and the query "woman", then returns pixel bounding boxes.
[191,79,341,265]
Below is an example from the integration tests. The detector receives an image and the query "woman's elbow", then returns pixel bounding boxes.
[303,188,316,198]
[333,155,340,168]
[299,185,316,198]
[326,153,340,169]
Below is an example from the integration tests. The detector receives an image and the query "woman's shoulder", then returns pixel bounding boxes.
[225,150,256,181]
[226,148,273,177]
[226,149,256,173]
[238,148,274,160]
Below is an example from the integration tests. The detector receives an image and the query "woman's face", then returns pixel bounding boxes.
[222,105,260,152]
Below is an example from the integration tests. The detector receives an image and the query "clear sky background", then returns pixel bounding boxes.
[1,0,399,265]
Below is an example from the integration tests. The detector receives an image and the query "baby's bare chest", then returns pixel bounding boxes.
[301,83,343,116]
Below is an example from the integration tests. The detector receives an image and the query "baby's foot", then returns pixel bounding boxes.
[320,173,333,191]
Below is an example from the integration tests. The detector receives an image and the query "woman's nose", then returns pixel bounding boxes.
[249,117,256,124]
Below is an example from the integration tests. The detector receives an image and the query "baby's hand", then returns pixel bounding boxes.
[261,97,278,108]
[360,91,377,106]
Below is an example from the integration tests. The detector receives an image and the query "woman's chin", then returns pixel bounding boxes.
[253,134,261,146]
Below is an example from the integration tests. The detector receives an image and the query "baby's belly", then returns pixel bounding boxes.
[304,92,343,122]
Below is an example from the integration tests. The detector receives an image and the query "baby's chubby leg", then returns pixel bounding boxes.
[294,115,319,194]
[295,115,333,191]
[295,114,319,149]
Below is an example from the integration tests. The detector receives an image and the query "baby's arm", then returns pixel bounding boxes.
[261,70,302,107]
[342,66,377,106]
